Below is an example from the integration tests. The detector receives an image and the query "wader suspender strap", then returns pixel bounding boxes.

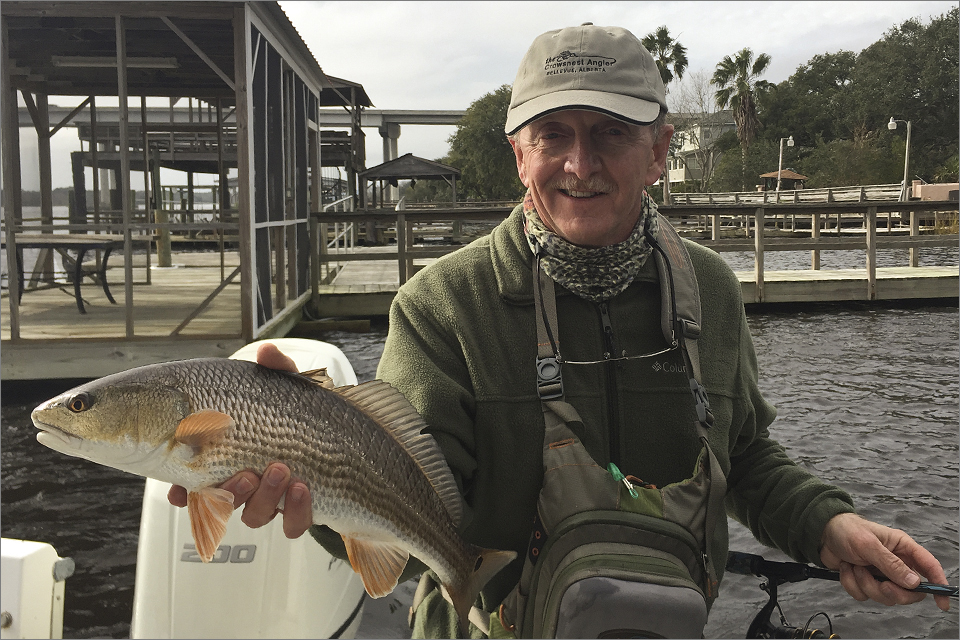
[534,255,589,435]
[646,215,728,596]
[531,216,727,596]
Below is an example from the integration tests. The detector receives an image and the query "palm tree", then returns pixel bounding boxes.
[641,26,688,91]
[712,48,773,189]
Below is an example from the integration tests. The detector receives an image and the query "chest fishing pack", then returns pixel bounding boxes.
[490,216,727,639]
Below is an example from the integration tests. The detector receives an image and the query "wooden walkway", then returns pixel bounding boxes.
[1,250,245,379]
[314,249,959,317]
[4,204,957,380]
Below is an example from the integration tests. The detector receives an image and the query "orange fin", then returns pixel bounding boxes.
[174,410,235,451]
[340,534,409,598]
[187,487,235,562]
[300,367,335,389]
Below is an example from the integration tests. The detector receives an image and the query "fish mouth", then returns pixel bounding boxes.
[33,420,84,452]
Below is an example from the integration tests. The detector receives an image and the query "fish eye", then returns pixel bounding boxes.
[67,393,92,413]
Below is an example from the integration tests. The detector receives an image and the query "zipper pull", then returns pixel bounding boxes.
[607,462,639,499]
[598,302,616,359]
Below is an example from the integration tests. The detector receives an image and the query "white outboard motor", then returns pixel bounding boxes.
[131,339,367,639]
[0,538,74,639]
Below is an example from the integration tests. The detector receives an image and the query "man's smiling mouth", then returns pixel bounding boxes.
[561,189,604,198]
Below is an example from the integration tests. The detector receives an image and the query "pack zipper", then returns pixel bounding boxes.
[598,302,621,466]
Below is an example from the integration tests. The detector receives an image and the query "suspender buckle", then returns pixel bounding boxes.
[689,377,714,427]
[536,356,564,400]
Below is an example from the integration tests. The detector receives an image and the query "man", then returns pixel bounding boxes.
[171,22,949,637]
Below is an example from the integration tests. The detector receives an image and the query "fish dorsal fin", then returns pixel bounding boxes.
[335,381,463,527]
[340,533,409,598]
[187,487,235,562]
[175,410,235,451]
[299,367,335,389]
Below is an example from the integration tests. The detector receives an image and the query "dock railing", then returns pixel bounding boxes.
[309,199,958,305]
[313,195,356,287]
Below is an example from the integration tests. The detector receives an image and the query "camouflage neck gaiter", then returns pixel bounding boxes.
[522,190,659,303]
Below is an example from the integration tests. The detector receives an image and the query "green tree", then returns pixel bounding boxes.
[796,133,901,187]
[709,137,778,192]
[641,26,688,91]
[402,178,452,203]
[760,51,857,146]
[712,48,773,189]
[846,7,959,180]
[445,84,524,202]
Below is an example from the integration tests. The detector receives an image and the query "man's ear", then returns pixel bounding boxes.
[508,135,530,187]
[645,123,675,187]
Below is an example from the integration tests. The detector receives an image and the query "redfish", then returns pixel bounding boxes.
[32,358,514,634]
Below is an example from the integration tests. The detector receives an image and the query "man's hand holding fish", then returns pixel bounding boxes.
[166,342,314,540]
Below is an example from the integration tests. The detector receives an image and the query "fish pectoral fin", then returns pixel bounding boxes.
[174,410,235,452]
[300,367,335,389]
[187,487,235,562]
[340,534,409,598]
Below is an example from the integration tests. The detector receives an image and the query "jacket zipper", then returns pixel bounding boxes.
[598,302,621,466]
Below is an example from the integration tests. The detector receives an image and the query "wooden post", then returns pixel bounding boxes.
[909,208,919,267]
[216,97,227,280]
[234,6,254,341]
[811,212,821,270]
[37,92,54,280]
[140,95,150,217]
[2,20,22,339]
[397,209,407,284]
[117,15,134,337]
[90,96,101,220]
[866,206,877,300]
[754,207,765,303]
[152,149,171,267]
[711,212,719,241]
[309,128,320,305]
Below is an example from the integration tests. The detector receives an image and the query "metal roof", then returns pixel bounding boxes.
[359,153,460,181]
[759,169,808,180]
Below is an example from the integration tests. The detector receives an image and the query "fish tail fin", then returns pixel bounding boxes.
[446,547,516,638]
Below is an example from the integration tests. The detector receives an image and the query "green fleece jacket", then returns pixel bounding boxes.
[311,205,855,638]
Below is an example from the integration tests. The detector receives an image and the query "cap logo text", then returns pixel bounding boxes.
[543,51,616,76]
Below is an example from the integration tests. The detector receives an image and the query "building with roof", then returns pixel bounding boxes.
[665,110,736,188]
[1,1,374,378]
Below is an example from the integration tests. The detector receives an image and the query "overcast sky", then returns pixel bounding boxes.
[280,0,956,166]
[27,1,955,189]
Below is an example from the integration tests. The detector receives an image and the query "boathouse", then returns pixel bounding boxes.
[1,1,371,379]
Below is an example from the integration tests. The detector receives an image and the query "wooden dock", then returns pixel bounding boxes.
[314,255,958,317]
[312,200,959,315]
[1,250,246,380]
[4,201,957,381]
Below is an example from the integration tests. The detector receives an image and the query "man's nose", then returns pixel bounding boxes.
[564,136,601,179]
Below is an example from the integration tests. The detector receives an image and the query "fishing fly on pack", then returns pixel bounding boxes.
[31,357,515,636]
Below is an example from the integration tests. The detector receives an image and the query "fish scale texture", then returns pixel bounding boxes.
[133,358,471,581]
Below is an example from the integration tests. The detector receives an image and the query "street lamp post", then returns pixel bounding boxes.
[776,135,794,192]
[888,117,912,202]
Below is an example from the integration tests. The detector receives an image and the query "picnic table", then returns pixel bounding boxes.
[3,233,127,314]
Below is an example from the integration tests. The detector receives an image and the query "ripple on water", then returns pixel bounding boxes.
[3,309,957,638]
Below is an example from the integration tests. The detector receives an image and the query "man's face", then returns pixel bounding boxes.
[509,109,673,248]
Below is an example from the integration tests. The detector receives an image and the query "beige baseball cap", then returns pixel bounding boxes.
[504,23,666,135]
